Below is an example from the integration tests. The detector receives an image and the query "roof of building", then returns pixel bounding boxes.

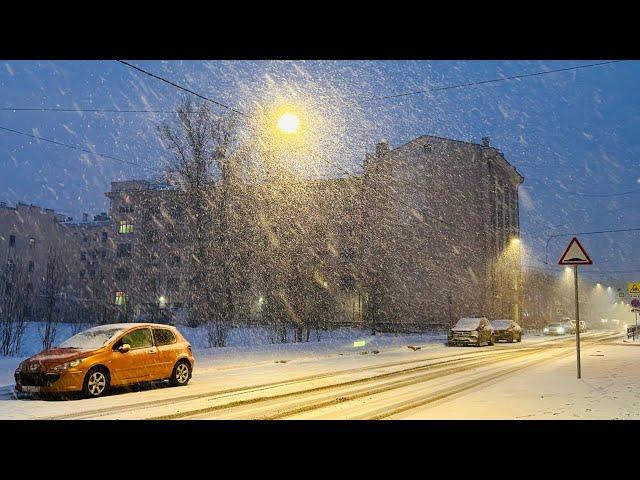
[375,134,524,183]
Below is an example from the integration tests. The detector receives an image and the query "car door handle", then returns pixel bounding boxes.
[148,349,158,354]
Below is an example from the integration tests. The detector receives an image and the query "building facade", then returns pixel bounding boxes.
[361,135,523,328]
[1,134,523,330]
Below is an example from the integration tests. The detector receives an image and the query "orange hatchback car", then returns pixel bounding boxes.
[15,323,195,398]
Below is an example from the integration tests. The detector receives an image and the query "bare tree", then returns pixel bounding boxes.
[0,259,32,356]
[39,249,66,350]
[159,100,244,346]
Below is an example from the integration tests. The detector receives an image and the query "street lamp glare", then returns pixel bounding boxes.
[277,112,300,134]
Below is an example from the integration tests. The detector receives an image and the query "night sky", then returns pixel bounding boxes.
[1,60,638,281]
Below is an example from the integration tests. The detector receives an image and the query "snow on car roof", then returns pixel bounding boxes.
[85,323,176,330]
[491,319,513,327]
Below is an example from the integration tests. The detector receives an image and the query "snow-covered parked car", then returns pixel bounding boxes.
[491,319,522,343]
[448,317,494,347]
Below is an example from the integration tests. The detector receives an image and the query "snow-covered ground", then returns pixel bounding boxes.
[400,342,640,419]
[0,328,624,420]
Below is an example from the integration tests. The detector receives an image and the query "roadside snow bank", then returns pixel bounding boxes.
[0,321,447,387]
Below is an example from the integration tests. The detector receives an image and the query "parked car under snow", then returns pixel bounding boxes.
[448,317,494,347]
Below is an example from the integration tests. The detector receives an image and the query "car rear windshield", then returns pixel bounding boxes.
[58,327,125,349]
[455,318,481,329]
[491,320,512,329]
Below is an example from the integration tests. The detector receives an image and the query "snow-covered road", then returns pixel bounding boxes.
[0,331,625,419]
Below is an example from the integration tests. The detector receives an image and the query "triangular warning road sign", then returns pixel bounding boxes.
[558,237,593,265]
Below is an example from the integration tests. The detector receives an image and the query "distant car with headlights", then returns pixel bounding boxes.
[14,323,195,398]
[491,319,522,343]
[543,323,567,335]
[448,317,494,347]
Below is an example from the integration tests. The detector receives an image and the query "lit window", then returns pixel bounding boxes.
[119,220,134,234]
[158,295,168,309]
[115,291,127,305]
[29,237,36,248]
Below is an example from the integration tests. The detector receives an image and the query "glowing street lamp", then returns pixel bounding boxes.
[277,112,300,134]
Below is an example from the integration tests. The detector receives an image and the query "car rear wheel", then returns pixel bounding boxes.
[170,360,191,387]
[83,367,109,399]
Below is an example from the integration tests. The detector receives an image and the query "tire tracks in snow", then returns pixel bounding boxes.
[42,332,613,420]
[151,333,618,420]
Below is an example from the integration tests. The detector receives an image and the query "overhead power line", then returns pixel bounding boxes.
[0,107,178,114]
[0,125,155,172]
[3,60,624,117]
[358,60,624,103]
[560,188,640,198]
[116,60,248,117]
[544,227,640,264]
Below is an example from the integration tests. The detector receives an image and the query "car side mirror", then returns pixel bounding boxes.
[118,343,131,353]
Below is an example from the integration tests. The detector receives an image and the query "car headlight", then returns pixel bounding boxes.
[543,327,549,332]
[54,359,83,371]
[558,328,565,334]
[469,331,479,337]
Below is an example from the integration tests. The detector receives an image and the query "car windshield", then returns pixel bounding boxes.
[491,320,512,329]
[58,326,126,349]
[455,318,481,329]
[548,323,561,328]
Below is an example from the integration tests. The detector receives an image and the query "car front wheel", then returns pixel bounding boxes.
[83,367,109,399]
[170,360,191,387]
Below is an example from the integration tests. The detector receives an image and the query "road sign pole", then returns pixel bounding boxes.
[574,265,581,379]
[635,311,638,342]
[559,237,591,379]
